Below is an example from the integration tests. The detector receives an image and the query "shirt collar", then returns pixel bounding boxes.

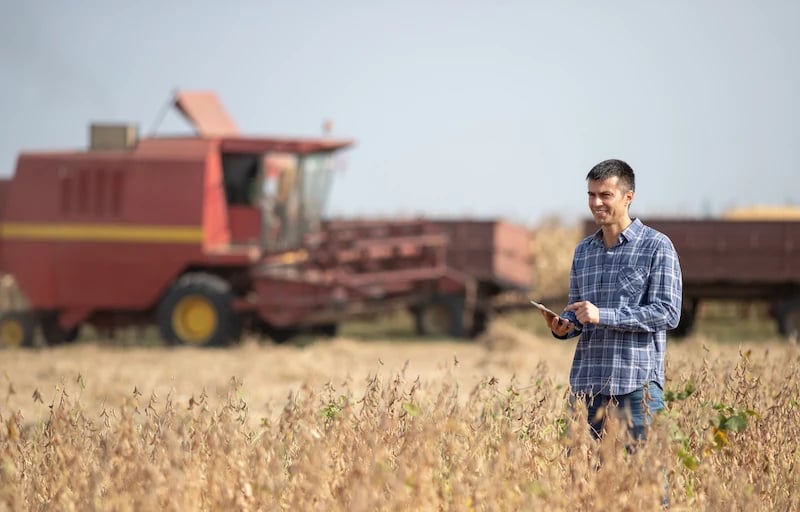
[622,217,643,242]
[590,217,643,247]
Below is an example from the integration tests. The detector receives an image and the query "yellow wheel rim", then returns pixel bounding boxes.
[0,318,24,348]
[172,295,218,345]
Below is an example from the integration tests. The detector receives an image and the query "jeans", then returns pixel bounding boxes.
[571,383,669,506]
[575,381,665,442]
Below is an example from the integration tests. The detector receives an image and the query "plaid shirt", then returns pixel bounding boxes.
[559,218,683,396]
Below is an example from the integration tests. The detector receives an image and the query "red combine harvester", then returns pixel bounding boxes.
[0,92,530,348]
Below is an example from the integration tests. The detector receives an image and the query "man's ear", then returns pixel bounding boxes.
[626,190,634,206]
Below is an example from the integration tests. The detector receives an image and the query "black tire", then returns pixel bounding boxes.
[414,294,466,338]
[314,323,339,338]
[778,298,800,339]
[40,313,80,346]
[157,273,237,347]
[470,309,490,338]
[0,311,36,349]
[670,298,698,338]
[266,326,298,344]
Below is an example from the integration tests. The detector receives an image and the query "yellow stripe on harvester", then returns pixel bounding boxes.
[0,222,204,243]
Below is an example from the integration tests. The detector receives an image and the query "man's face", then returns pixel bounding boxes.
[587,177,634,226]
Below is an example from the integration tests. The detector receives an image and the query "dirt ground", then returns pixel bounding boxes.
[1,320,792,428]
[1,322,578,426]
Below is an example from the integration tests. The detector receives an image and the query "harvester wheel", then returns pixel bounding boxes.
[157,273,237,347]
[414,294,466,338]
[0,311,35,349]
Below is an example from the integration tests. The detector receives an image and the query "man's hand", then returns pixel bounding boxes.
[540,310,574,337]
[564,301,600,326]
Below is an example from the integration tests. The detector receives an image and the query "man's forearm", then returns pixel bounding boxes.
[597,301,681,333]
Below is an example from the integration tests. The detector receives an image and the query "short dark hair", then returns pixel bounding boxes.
[586,159,635,193]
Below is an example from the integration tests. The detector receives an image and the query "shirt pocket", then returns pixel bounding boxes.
[617,266,649,301]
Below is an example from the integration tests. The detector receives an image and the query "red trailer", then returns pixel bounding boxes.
[0,92,530,348]
[583,218,800,337]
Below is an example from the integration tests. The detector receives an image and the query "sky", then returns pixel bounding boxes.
[1,1,798,226]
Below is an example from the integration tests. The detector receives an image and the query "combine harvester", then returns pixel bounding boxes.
[0,92,530,348]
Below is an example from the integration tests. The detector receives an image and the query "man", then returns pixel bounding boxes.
[542,158,683,443]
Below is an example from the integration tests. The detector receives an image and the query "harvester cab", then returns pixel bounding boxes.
[173,90,343,254]
[222,150,335,252]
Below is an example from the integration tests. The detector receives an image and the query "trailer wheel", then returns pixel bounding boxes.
[414,294,466,338]
[157,273,237,347]
[40,314,80,346]
[266,326,298,344]
[0,311,35,349]
[671,299,698,338]
[778,298,800,339]
[470,310,490,338]
[313,323,339,338]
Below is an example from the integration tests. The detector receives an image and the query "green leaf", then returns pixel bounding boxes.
[723,414,748,433]
[683,379,696,396]
[322,402,341,421]
[402,402,422,417]
[555,417,568,437]
[678,448,699,470]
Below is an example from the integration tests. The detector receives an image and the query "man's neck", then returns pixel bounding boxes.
[601,216,633,248]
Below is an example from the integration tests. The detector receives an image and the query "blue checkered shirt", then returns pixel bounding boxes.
[557,218,683,396]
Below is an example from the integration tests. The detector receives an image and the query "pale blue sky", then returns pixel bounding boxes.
[1,1,798,225]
